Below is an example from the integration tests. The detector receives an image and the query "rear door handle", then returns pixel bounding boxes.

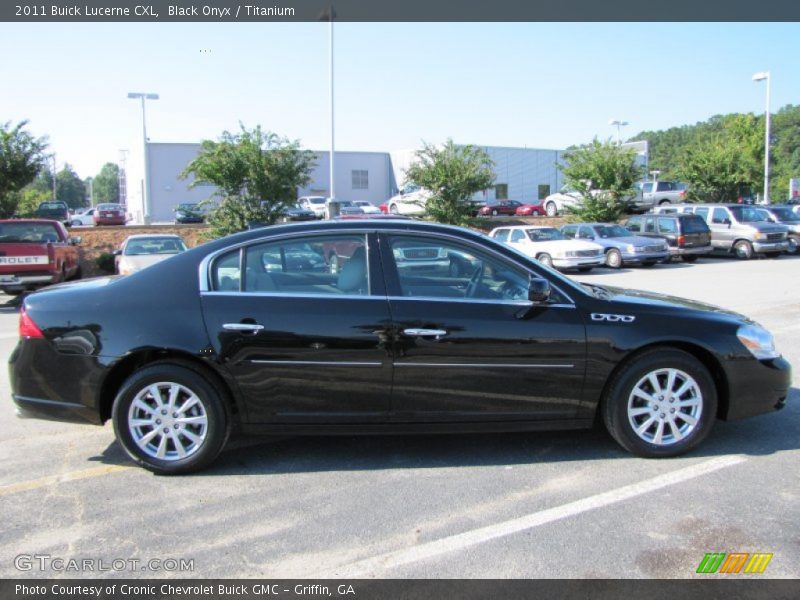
[223,323,264,332]
[403,328,447,339]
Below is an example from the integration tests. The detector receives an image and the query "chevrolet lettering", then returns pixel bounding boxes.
[10,220,790,473]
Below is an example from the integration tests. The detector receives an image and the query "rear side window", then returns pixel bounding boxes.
[681,216,711,233]
[212,249,241,291]
[657,218,677,234]
[656,182,675,191]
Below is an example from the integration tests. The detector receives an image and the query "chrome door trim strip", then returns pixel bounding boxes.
[393,363,575,368]
[250,360,383,367]
[201,291,383,300]
[386,295,575,309]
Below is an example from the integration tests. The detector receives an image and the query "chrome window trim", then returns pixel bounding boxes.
[198,229,371,294]
[200,291,384,301]
[250,360,382,367]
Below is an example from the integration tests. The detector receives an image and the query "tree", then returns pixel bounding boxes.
[55,164,87,209]
[559,138,641,222]
[0,120,48,218]
[404,139,495,226]
[92,162,120,204]
[182,124,315,238]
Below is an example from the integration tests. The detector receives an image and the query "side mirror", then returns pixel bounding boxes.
[112,249,122,256]
[528,278,551,303]
[69,237,81,245]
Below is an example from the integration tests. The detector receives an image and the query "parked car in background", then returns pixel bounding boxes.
[759,205,800,254]
[386,184,430,216]
[515,201,547,216]
[561,223,670,268]
[35,201,70,225]
[93,203,126,226]
[69,208,96,227]
[687,204,788,259]
[280,204,317,222]
[174,203,205,224]
[630,181,688,212]
[0,219,81,294]
[11,220,791,473]
[332,200,366,217]
[543,187,582,217]
[489,225,604,271]
[478,200,523,217]
[297,196,327,219]
[352,200,381,214]
[623,214,712,262]
[115,234,188,276]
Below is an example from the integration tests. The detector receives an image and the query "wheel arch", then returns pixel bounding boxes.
[99,349,240,423]
[597,341,730,421]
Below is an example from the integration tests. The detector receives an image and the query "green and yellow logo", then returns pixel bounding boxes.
[696,552,773,574]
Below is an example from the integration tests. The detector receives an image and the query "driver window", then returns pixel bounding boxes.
[387,236,530,302]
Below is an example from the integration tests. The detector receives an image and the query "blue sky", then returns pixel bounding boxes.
[1,22,798,179]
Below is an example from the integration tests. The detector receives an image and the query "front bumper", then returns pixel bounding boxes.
[752,240,788,253]
[620,251,670,264]
[722,356,791,420]
[552,256,605,269]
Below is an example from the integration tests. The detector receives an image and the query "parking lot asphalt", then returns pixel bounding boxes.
[0,254,798,579]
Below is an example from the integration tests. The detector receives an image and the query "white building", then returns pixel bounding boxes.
[126,140,640,224]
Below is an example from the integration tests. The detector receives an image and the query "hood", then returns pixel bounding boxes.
[593,284,749,323]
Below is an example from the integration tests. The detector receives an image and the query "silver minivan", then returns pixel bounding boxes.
[686,204,788,259]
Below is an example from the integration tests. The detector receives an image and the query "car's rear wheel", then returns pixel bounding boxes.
[733,240,753,260]
[536,253,553,268]
[601,349,717,457]
[605,248,622,268]
[112,363,230,474]
[389,204,399,214]
[545,202,557,217]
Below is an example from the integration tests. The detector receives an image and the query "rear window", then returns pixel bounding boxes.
[38,202,67,210]
[0,222,61,242]
[681,215,710,233]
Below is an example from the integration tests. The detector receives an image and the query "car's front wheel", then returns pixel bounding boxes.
[605,248,622,268]
[545,202,557,217]
[601,348,717,458]
[112,363,230,474]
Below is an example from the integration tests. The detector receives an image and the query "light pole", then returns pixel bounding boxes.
[328,6,335,202]
[127,92,159,223]
[51,153,57,200]
[752,71,771,204]
[609,119,629,145]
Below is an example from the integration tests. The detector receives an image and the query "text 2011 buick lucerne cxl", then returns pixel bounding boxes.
[10,220,791,473]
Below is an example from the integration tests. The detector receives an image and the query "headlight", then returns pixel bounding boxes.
[737,324,780,360]
[626,245,636,253]
[754,232,767,240]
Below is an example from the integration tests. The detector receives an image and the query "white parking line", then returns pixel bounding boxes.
[323,455,747,577]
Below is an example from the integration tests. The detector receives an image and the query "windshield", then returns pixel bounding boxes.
[769,208,800,222]
[594,225,630,238]
[527,228,566,241]
[0,222,61,243]
[124,237,187,255]
[729,206,768,223]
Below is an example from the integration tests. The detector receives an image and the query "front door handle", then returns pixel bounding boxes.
[223,323,264,333]
[403,328,448,339]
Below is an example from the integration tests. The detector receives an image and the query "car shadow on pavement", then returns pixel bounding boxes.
[92,388,799,476]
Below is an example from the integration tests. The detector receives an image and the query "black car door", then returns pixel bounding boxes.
[379,231,587,422]
[199,231,394,423]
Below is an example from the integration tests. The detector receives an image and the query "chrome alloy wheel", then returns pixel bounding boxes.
[128,382,208,460]
[626,368,702,446]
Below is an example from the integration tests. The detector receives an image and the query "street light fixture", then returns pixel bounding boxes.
[752,71,771,204]
[127,92,159,223]
[609,119,629,145]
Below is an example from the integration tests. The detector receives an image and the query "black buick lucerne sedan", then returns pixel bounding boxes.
[10,220,791,473]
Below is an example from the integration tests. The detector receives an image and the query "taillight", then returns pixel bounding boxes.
[679,190,686,199]
[19,307,44,339]
[677,235,686,247]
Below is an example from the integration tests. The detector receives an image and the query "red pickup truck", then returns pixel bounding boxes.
[0,219,82,295]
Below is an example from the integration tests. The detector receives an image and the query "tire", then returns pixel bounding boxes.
[605,248,622,269]
[545,202,557,217]
[389,204,399,215]
[536,253,553,268]
[788,236,799,255]
[491,209,499,216]
[658,199,671,206]
[733,240,753,260]
[111,363,230,474]
[577,266,593,273]
[532,210,540,217]
[601,348,717,458]
[682,255,698,263]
